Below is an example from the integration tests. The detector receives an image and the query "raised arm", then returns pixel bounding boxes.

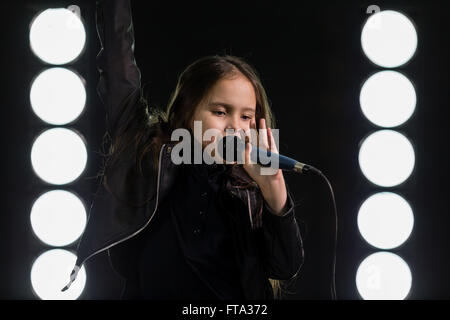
[96,0,142,141]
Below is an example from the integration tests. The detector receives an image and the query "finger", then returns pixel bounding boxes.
[259,117,266,130]
[240,128,250,148]
[249,119,258,147]
[259,118,269,150]
[238,128,245,141]
[237,129,246,161]
[267,127,279,153]
[245,134,252,165]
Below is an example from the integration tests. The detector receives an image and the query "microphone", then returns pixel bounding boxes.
[218,135,320,175]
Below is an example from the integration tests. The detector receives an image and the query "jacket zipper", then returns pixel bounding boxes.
[86,143,166,262]
[63,143,166,291]
[246,189,253,228]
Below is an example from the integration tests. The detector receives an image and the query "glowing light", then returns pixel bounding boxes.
[359,130,415,187]
[361,10,417,68]
[29,8,86,65]
[31,128,87,185]
[356,251,412,300]
[30,190,86,247]
[30,249,86,300]
[360,71,416,127]
[358,192,414,249]
[30,67,86,125]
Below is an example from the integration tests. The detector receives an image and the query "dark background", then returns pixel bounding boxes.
[0,0,449,299]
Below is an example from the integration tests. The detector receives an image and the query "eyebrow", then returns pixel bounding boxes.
[208,101,256,113]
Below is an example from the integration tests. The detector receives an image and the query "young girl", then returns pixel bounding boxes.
[63,0,304,300]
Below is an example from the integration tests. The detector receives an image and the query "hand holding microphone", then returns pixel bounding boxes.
[217,133,320,175]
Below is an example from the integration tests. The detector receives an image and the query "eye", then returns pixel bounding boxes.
[212,111,226,116]
[242,115,252,121]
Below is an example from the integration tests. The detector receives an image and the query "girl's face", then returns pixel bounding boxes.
[190,73,257,149]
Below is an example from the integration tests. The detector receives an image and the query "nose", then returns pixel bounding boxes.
[225,115,241,135]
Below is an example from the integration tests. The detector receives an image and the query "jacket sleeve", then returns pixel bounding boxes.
[61,0,151,293]
[96,0,143,142]
[261,183,305,280]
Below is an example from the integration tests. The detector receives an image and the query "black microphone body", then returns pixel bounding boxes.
[219,135,320,174]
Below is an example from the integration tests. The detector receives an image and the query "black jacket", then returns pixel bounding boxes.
[62,0,304,299]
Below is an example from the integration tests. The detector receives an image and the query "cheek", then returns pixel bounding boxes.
[243,122,251,131]
[191,114,221,147]
[190,112,209,131]
[201,115,223,132]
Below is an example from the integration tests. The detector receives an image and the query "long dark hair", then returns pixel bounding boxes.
[100,54,291,298]
[154,54,277,172]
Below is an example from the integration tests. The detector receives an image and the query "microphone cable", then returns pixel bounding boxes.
[301,165,338,301]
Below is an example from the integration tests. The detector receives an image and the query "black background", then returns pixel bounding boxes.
[0,0,449,300]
